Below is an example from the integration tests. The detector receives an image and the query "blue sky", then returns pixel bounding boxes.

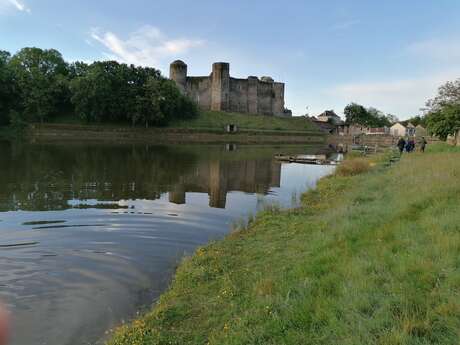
[1,0,460,119]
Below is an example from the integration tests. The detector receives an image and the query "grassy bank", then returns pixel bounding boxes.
[47,111,318,133]
[109,143,460,345]
[167,111,317,132]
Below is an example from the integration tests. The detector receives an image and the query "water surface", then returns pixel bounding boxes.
[0,141,335,345]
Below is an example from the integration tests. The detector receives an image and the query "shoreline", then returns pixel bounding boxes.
[26,123,326,144]
[107,143,460,345]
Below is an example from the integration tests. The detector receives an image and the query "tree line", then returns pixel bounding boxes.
[0,47,198,128]
[343,103,398,127]
[423,79,460,140]
[342,78,460,141]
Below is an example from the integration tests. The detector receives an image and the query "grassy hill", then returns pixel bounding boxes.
[108,143,460,345]
[169,111,318,132]
[37,111,320,134]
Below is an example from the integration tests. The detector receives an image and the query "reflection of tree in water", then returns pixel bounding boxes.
[0,142,286,211]
[0,142,198,211]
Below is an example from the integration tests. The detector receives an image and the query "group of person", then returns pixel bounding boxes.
[397,136,427,154]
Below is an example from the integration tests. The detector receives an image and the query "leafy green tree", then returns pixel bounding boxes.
[385,114,399,125]
[425,78,460,112]
[424,79,460,139]
[3,46,198,128]
[133,76,163,127]
[9,47,70,123]
[404,115,426,127]
[0,50,14,126]
[70,61,163,124]
[367,107,391,127]
[344,103,369,125]
[425,104,460,140]
[70,61,118,123]
[344,103,392,127]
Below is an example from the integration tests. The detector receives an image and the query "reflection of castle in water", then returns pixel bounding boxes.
[0,142,284,212]
[169,159,281,209]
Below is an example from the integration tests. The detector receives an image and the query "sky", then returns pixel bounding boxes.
[1,0,460,119]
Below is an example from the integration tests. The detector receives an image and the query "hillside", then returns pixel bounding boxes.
[109,144,460,345]
[168,111,319,132]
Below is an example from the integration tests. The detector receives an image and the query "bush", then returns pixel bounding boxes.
[336,158,371,176]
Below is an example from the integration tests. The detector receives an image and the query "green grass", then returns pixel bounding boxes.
[426,142,460,153]
[109,145,460,345]
[168,111,318,132]
[40,111,321,134]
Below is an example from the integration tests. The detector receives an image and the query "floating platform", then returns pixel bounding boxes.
[275,154,339,165]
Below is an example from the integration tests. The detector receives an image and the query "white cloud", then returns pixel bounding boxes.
[90,25,204,67]
[0,0,31,13]
[328,71,460,118]
[407,37,460,63]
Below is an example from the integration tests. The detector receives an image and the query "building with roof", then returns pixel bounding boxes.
[316,110,342,125]
[390,122,416,137]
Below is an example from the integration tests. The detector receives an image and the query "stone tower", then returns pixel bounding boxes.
[211,62,230,112]
[169,60,188,93]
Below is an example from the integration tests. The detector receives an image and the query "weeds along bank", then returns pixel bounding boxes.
[108,144,460,345]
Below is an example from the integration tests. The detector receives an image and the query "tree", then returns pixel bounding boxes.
[344,103,369,125]
[0,50,14,126]
[70,61,120,123]
[425,78,460,113]
[425,104,460,140]
[70,61,167,124]
[367,107,391,127]
[344,103,395,127]
[9,47,70,123]
[424,79,460,139]
[405,115,426,127]
[385,114,399,125]
[158,79,198,124]
[133,76,163,127]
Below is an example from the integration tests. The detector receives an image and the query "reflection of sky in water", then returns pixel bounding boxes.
[0,142,336,345]
[65,163,335,218]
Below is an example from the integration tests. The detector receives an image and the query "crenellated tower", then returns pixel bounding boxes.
[169,60,188,93]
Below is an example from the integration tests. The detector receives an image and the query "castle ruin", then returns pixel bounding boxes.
[170,60,290,117]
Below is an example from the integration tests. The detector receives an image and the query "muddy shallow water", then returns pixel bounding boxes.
[0,141,335,345]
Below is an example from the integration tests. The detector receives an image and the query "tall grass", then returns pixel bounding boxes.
[109,150,460,345]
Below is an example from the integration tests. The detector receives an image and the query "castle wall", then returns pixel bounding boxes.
[257,81,274,115]
[272,83,285,116]
[247,77,259,114]
[229,78,249,113]
[170,61,287,116]
[185,77,212,111]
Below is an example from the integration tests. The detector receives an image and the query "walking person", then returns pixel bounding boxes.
[420,137,427,153]
[397,137,406,155]
[408,138,416,152]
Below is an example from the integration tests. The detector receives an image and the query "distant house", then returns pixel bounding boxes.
[336,124,389,136]
[415,125,427,137]
[406,123,416,136]
[316,110,343,125]
[390,122,416,137]
[367,127,390,135]
[336,123,368,136]
[313,121,337,134]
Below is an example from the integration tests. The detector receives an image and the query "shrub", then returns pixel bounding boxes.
[336,158,371,176]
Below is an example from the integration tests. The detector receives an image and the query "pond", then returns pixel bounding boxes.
[0,141,336,345]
